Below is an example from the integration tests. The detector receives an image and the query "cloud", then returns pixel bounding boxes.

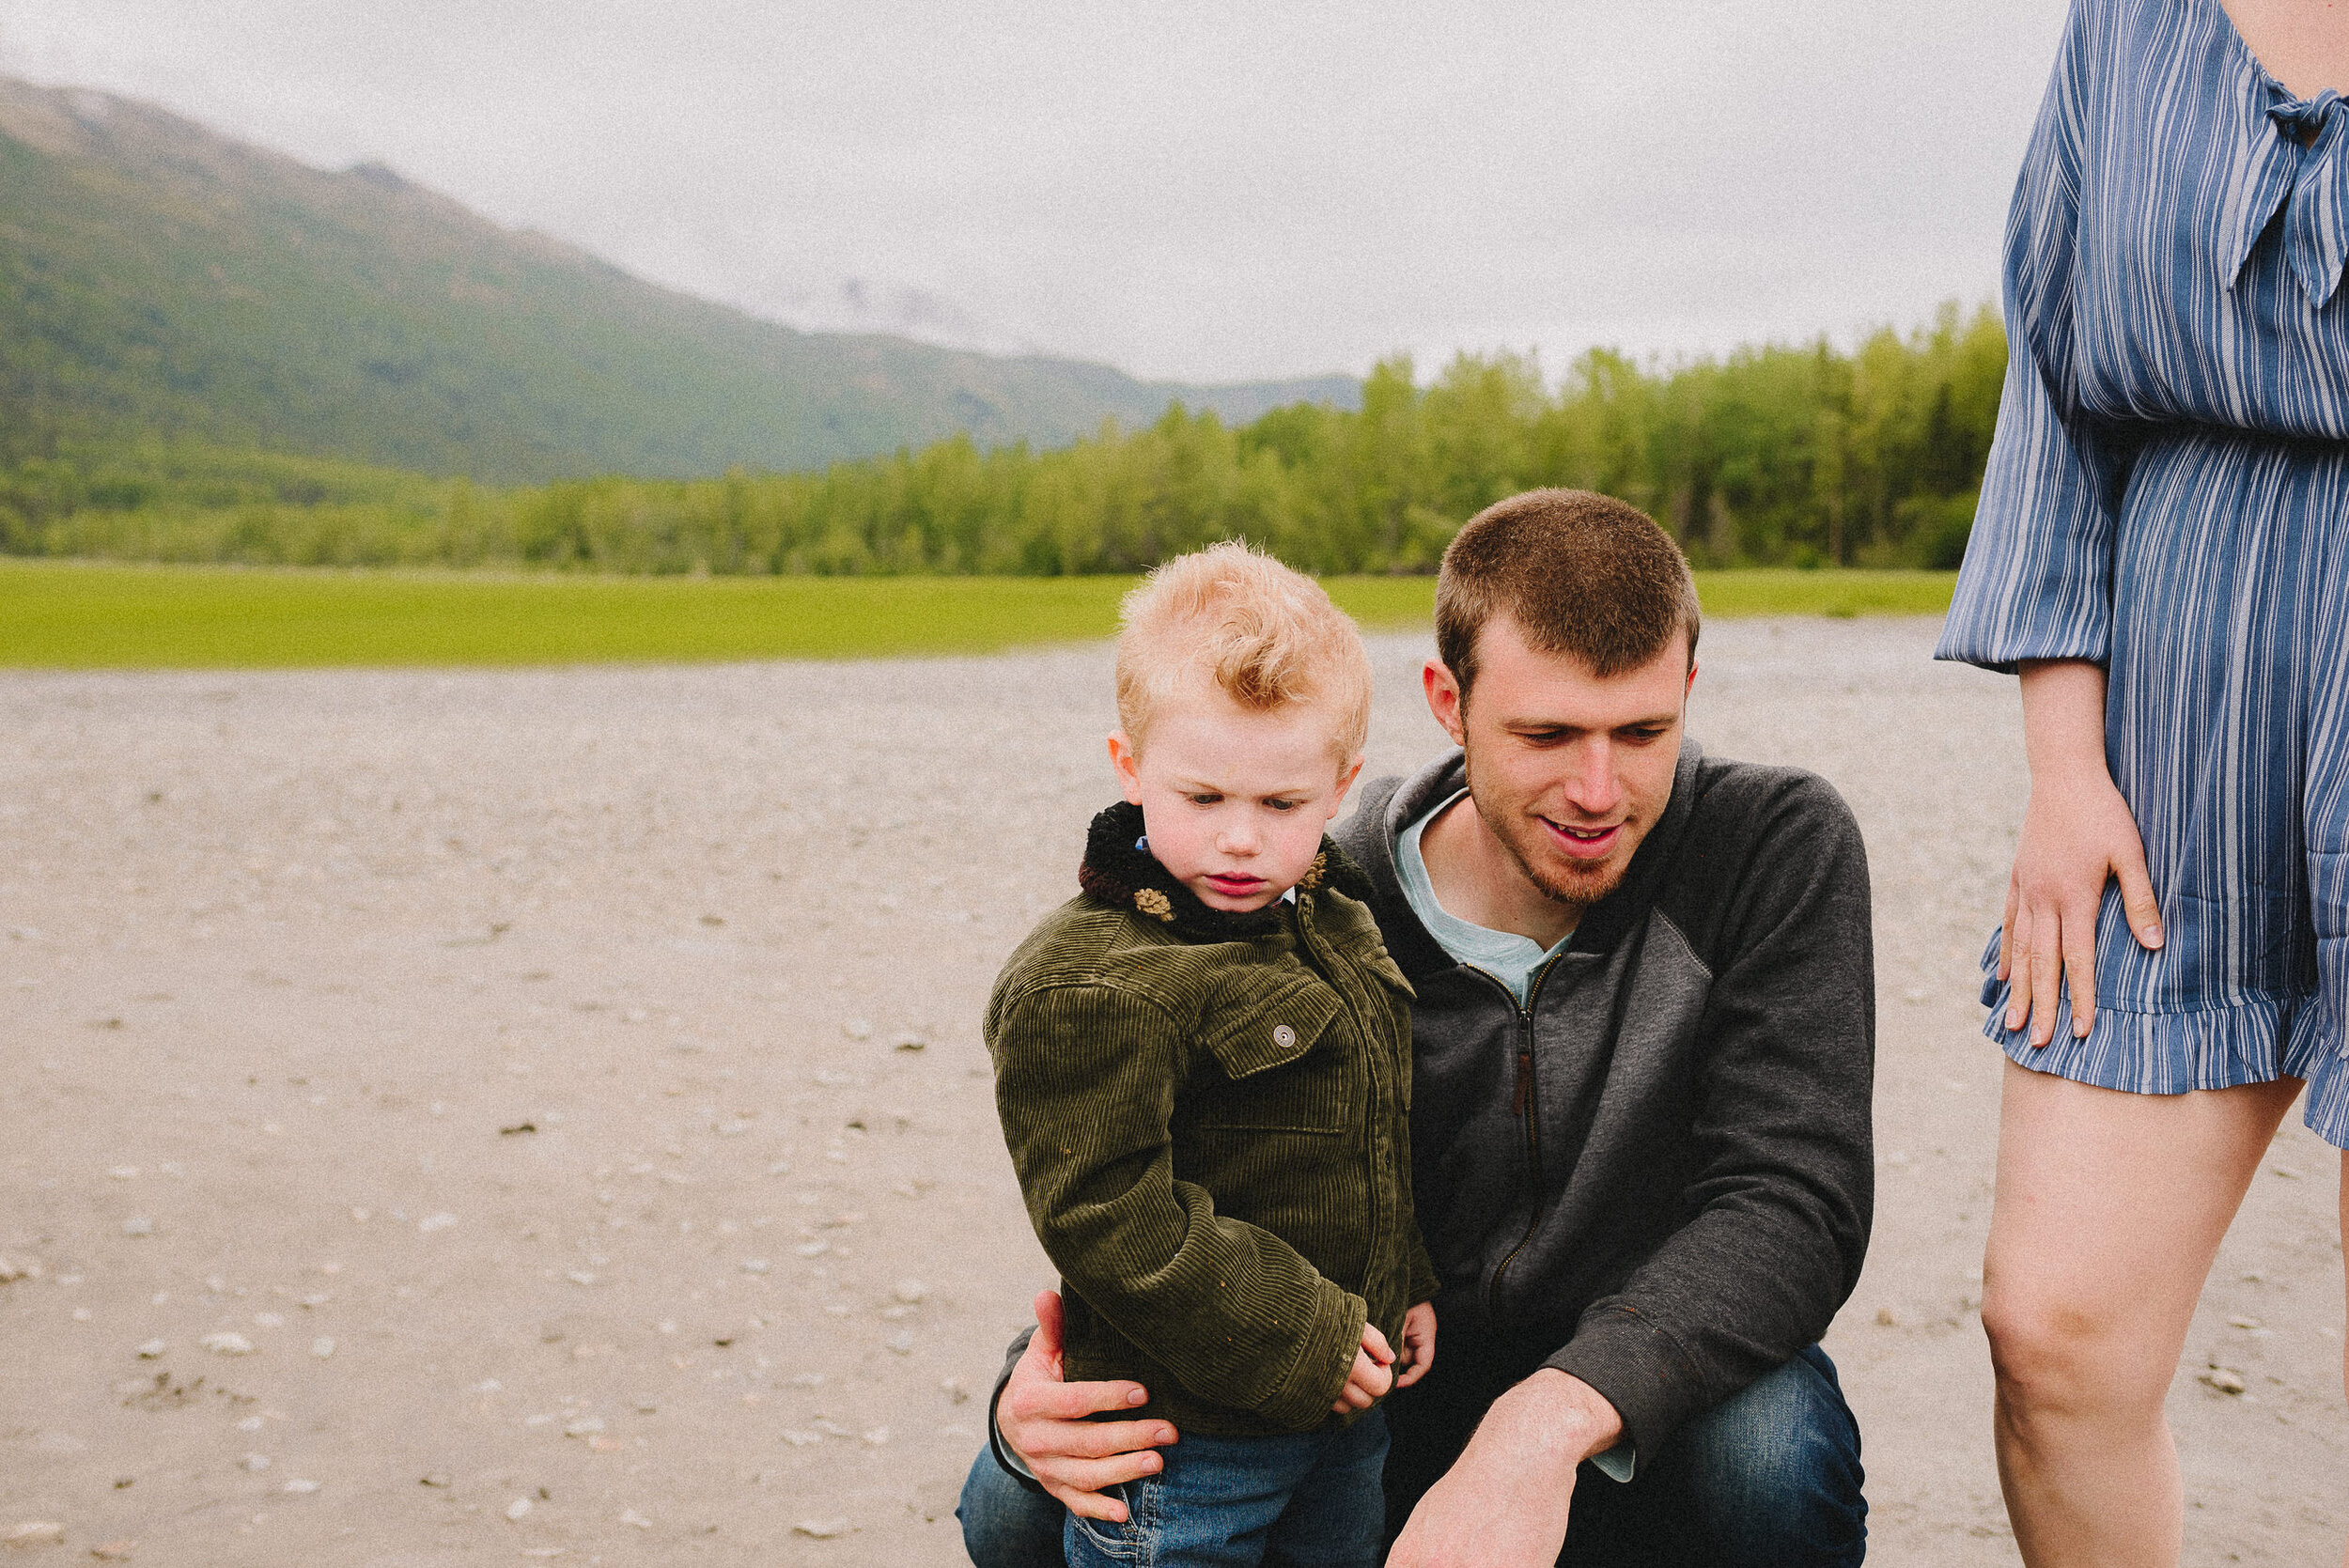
[0,0,2068,381]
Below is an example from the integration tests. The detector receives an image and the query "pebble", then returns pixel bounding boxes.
[617,1510,652,1529]
[281,1480,319,1495]
[199,1332,256,1356]
[5,1523,65,1547]
[2201,1366,2248,1395]
[418,1213,459,1234]
[0,1255,40,1284]
[862,1427,890,1446]
[841,1020,873,1041]
[941,1378,971,1404]
[890,1032,927,1052]
[564,1417,605,1437]
[567,1271,599,1286]
[780,1430,821,1446]
[892,1280,927,1304]
[793,1519,851,1539]
[90,1544,134,1561]
[1874,1307,1900,1327]
[135,1340,166,1359]
[307,1336,335,1358]
[505,1498,533,1522]
[885,1332,915,1356]
[419,1473,452,1488]
[2228,1314,2264,1330]
[120,1217,153,1237]
[253,1312,284,1328]
[794,1241,830,1258]
[740,1259,770,1275]
[241,1453,272,1471]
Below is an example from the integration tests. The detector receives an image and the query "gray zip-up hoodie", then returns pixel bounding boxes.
[1338,742,1874,1461]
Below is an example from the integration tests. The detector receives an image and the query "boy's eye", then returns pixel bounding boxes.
[1263,798,1299,812]
[1188,793,1222,806]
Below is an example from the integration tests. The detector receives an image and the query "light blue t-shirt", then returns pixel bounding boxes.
[1394,790,1572,1004]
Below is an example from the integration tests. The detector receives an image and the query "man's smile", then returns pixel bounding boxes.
[1540,817,1624,861]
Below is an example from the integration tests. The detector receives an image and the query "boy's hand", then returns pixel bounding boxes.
[1392,1302,1438,1388]
[1331,1321,1396,1413]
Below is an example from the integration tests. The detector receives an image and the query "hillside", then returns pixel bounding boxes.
[0,77,1358,483]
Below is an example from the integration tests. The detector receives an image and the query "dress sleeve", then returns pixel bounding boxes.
[1937,0,2137,673]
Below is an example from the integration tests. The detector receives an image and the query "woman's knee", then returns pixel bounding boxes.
[1981,1274,2172,1421]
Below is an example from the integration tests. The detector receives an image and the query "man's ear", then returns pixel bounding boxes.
[1422,659,1467,745]
[1107,731,1145,805]
[1686,658,1700,697]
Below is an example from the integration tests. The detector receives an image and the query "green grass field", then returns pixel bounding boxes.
[0,560,1955,669]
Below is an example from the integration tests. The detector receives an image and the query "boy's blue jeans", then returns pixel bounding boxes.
[1057,1407,1388,1568]
[957,1344,1865,1567]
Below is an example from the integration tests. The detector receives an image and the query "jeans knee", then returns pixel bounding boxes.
[1668,1347,1866,1567]
[957,1444,1066,1568]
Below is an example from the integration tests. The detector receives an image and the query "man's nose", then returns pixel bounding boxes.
[1563,739,1623,815]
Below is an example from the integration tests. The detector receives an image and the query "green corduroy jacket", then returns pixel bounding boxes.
[987,801,1439,1437]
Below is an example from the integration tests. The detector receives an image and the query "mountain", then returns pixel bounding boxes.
[0,77,1358,483]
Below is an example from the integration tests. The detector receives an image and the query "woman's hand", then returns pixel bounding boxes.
[2004,660,2163,1045]
[1392,1302,1438,1389]
[997,1290,1177,1523]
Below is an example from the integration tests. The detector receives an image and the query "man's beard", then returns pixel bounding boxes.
[1461,764,1633,915]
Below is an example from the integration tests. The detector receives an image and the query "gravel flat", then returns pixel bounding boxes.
[3,617,2341,1564]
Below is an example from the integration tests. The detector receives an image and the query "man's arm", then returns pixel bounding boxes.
[1387,1370,1620,1567]
[1548,771,1875,1457]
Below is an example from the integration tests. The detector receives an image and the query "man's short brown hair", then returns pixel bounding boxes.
[1435,489,1700,700]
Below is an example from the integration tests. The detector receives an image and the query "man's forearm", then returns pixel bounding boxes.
[1388,1369,1624,1566]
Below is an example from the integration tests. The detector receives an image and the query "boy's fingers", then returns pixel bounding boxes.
[1361,1323,1393,1363]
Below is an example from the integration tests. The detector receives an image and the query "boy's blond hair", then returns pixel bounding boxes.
[1114,542,1371,761]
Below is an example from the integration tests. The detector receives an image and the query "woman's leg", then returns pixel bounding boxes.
[1983,1061,2302,1566]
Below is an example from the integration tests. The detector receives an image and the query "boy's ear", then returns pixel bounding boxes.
[1326,752,1366,817]
[1107,731,1146,805]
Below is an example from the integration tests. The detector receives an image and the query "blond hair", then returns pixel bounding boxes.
[1115,542,1371,760]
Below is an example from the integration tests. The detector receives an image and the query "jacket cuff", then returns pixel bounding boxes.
[1543,1306,1703,1469]
[986,1326,1049,1497]
[1252,1287,1366,1431]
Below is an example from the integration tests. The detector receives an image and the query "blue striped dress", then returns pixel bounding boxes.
[1937,0,2349,1142]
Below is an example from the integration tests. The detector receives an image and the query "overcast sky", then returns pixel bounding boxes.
[1,2,2069,385]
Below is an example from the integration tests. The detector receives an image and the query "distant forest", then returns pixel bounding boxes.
[1,303,2004,575]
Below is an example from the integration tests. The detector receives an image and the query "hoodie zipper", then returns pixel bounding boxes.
[1481,957,1559,1318]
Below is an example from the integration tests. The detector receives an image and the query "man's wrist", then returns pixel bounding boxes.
[1515,1368,1625,1467]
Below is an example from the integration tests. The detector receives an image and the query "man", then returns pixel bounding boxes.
[961,489,1874,1565]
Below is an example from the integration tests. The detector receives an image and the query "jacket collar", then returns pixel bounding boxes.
[1342,738,1706,978]
[1079,800,1370,942]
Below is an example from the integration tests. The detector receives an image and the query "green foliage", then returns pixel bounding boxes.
[0,559,1954,670]
[3,303,2002,577]
[0,81,1355,483]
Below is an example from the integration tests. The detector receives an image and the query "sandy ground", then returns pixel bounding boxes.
[3,616,2343,1566]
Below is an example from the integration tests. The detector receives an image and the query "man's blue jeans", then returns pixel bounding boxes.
[958,1343,1865,1567]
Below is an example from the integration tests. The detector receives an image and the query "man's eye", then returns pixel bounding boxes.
[1621,727,1667,743]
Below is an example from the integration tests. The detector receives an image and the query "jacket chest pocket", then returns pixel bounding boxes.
[1190,984,1353,1135]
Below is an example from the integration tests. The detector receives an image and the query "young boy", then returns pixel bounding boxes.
[987,542,1438,1568]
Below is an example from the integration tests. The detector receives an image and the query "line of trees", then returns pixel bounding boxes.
[1,303,2004,575]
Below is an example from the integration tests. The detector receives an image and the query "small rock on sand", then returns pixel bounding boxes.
[793,1518,851,1539]
[4,1521,65,1547]
[198,1333,255,1356]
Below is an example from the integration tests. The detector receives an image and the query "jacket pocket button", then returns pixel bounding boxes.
[1272,1024,1298,1048]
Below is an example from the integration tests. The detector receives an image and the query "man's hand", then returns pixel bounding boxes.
[1392,1302,1438,1389]
[998,1290,1177,1524]
[1387,1369,1623,1567]
[1331,1321,1396,1413]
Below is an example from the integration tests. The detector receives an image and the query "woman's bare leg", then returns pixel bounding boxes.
[1983,1060,2302,1566]
[2340,1154,2349,1568]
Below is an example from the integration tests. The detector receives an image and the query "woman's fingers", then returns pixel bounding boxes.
[2116,841,2164,952]
[2006,903,2036,1033]
[2000,874,2023,984]
[2029,904,2064,1048]
[2061,893,2099,1038]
